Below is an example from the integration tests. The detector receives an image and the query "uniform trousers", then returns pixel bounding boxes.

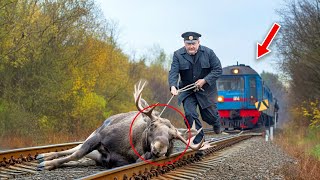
[182,93,221,144]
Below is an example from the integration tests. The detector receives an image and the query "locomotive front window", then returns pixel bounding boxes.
[217,77,244,91]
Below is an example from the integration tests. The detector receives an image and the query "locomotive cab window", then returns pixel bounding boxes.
[217,77,244,91]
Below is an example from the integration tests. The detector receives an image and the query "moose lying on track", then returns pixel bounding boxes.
[37,80,204,170]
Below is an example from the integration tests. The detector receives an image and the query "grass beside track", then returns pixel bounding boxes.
[275,127,320,180]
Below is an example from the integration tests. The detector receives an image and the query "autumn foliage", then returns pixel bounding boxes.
[0,0,181,149]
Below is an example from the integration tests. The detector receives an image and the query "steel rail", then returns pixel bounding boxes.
[0,142,82,161]
[0,142,82,179]
[79,133,262,180]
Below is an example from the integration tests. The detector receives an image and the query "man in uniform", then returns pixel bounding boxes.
[168,31,223,144]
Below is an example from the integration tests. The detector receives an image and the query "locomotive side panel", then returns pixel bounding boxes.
[216,64,277,130]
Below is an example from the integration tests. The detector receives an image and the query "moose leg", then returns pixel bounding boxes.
[37,131,98,162]
[36,144,82,162]
[45,151,105,168]
[86,149,130,168]
[37,135,101,171]
[85,150,103,164]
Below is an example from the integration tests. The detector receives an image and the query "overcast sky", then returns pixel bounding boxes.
[96,0,285,74]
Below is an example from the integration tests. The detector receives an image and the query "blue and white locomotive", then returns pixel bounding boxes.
[216,63,278,130]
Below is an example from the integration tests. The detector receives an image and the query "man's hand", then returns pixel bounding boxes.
[195,79,206,88]
[170,86,178,96]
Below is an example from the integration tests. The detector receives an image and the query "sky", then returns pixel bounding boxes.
[96,0,285,74]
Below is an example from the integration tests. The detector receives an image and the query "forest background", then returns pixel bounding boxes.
[0,2,319,172]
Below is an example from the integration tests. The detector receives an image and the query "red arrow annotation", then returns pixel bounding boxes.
[256,23,281,59]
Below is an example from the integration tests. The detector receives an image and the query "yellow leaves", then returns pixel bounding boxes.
[70,68,97,96]
[38,115,51,131]
[71,92,106,118]
[71,76,84,95]
[300,100,320,129]
[302,107,312,117]
[309,100,320,129]
[70,92,107,129]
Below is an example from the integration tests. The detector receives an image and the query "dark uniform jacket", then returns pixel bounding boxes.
[168,45,222,109]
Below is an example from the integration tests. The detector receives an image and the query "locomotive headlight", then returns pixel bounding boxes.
[217,96,224,102]
[232,68,239,74]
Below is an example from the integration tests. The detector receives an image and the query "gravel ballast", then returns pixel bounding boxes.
[198,136,296,180]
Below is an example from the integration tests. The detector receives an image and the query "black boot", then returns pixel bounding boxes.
[213,126,222,134]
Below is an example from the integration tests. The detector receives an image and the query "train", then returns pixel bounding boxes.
[216,63,279,130]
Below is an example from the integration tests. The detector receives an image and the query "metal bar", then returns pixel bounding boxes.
[0,142,82,161]
[0,170,25,176]
[152,175,170,180]
[0,167,22,173]
[171,169,200,177]
[15,163,38,170]
[22,161,39,167]
[8,165,37,174]
[196,161,222,166]
[202,157,226,162]
[188,163,213,169]
[0,173,11,179]
[182,166,207,173]
[161,173,194,180]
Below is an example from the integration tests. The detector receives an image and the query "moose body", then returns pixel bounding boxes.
[37,81,203,170]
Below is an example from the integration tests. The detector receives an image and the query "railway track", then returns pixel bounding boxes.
[0,142,82,179]
[0,131,262,180]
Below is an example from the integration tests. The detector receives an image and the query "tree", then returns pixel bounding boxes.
[0,0,133,142]
[276,0,320,128]
[277,0,320,103]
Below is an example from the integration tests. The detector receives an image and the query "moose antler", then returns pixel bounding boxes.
[134,80,157,118]
[175,122,204,150]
